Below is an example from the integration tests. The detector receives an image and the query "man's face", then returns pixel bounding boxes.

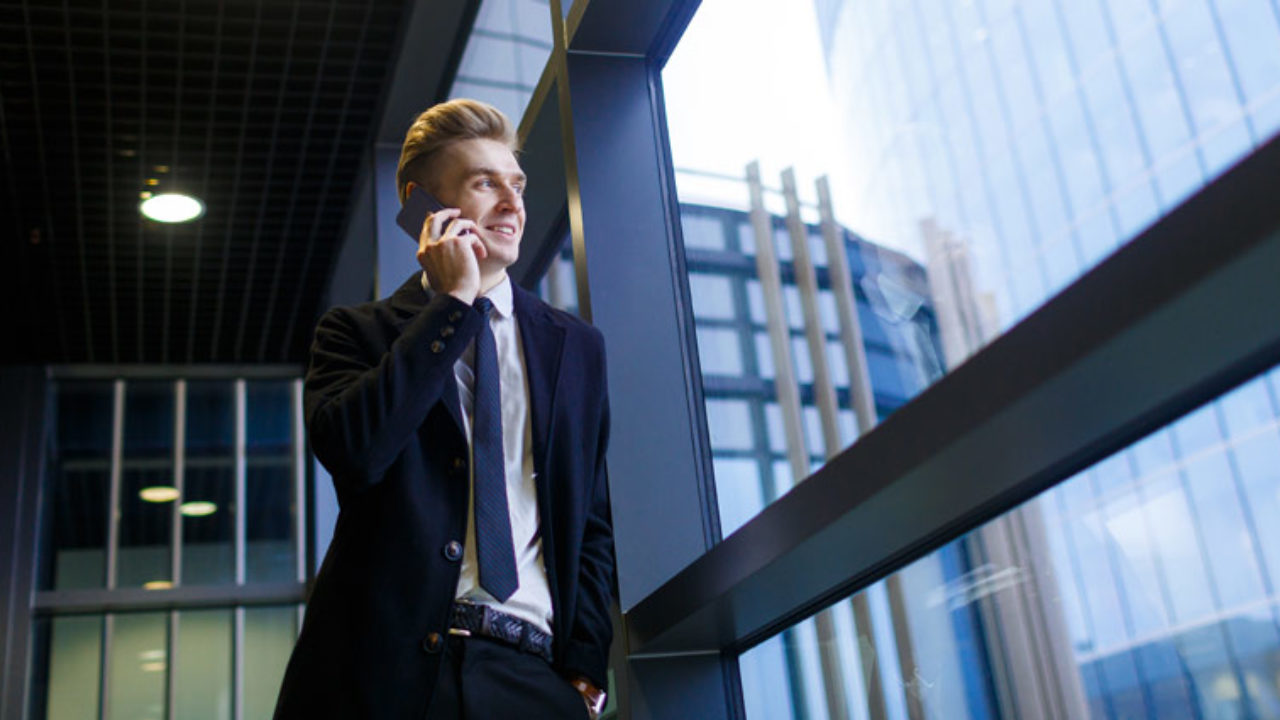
[432,138,527,274]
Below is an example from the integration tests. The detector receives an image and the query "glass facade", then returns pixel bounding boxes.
[738,365,1280,720]
[448,0,554,125]
[30,376,305,720]
[662,0,1280,717]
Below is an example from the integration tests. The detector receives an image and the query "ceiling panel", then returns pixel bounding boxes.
[2,0,409,364]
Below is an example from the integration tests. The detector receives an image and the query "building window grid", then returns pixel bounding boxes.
[31,374,306,720]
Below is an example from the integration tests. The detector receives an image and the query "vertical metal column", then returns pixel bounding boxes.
[99,379,126,720]
[233,379,247,720]
[744,162,819,717]
[168,379,187,720]
[292,379,307,633]
[815,176,892,720]
[778,167,851,720]
[745,163,807,489]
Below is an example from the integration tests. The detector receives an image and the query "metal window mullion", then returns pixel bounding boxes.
[168,379,186,720]
[100,379,125,720]
[235,379,246,584]
[234,606,245,720]
[292,379,305,585]
[107,379,124,589]
[780,167,853,720]
[234,379,247,720]
[173,380,186,584]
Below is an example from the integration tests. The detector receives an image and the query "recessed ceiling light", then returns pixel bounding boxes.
[139,486,180,503]
[180,501,217,517]
[143,580,173,591]
[140,193,205,223]
[140,661,166,673]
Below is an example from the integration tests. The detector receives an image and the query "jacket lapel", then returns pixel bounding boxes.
[513,284,565,483]
[389,272,465,434]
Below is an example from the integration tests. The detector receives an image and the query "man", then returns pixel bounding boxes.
[273,99,613,719]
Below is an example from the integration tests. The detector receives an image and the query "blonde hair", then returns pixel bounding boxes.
[396,99,518,203]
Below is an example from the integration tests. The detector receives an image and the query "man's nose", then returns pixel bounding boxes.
[497,185,522,211]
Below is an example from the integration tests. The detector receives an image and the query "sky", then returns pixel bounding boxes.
[660,0,883,252]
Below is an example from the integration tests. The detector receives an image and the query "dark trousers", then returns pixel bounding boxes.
[426,635,589,720]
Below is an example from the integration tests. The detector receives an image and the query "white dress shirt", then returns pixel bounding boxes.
[424,273,554,635]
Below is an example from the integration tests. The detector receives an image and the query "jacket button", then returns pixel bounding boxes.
[452,457,466,474]
[443,541,463,562]
[441,325,455,337]
[422,632,443,654]
[430,340,445,353]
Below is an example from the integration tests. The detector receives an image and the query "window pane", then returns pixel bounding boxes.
[43,381,113,590]
[246,381,297,583]
[446,0,553,123]
[119,382,175,589]
[662,0,1280,534]
[175,609,232,720]
[243,606,298,719]
[183,382,235,586]
[107,612,167,720]
[29,615,103,720]
[738,363,1280,719]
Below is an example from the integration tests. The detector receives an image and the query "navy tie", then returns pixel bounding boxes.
[471,297,518,602]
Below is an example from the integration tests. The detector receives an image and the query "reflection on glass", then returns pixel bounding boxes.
[107,613,167,720]
[448,0,553,123]
[175,610,233,720]
[244,606,298,719]
[246,381,297,583]
[44,381,113,590]
[119,382,175,589]
[738,366,1280,719]
[183,382,235,586]
[662,0,1280,535]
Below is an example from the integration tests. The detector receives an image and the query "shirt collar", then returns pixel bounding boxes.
[420,271,514,319]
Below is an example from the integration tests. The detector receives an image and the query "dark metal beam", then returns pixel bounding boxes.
[0,368,48,720]
[625,131,1280,656]
[33,583,307,617]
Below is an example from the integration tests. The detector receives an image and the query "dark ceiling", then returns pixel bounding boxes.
[2,0,410,365]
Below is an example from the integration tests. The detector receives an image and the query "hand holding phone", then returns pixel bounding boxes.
[403,187,484,303]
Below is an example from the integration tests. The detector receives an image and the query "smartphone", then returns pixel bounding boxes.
[396,187,457,242]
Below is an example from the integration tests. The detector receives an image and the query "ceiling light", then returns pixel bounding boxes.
[180,501,217,517]
[140,193,205,223]
[140,661,166,673]
[139,486,180,503]
[138,649,166,662]
[143,580,173,591]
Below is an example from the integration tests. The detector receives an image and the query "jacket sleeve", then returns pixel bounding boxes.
[304,293,482,493]
[561,331,616,689]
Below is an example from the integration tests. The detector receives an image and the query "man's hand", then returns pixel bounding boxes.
[569,675,606,719]
[417,207,486,305]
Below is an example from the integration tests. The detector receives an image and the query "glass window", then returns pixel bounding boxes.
[661,0,1280,536]
[183,381,236,586]
[737,361,1280,719]
[447,0,553,123]
[43,381,113,590]
[33,376,305,720]
[246,380,298,583]
[119,382,176,589]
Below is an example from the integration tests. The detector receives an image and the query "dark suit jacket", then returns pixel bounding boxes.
[274,273,614,719]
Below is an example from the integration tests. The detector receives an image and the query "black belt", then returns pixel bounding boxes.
[449,602,553,663]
